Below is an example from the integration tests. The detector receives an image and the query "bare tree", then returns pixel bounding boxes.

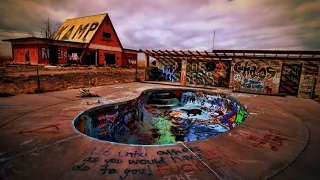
[40,18,58,45]
[28,18,60,65]
[40,18,60,65]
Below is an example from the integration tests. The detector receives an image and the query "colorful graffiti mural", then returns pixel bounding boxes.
[160,66,178,82]
[186,61,230,87]
[230,59,282,94]
[147,60,229,86]
[147,65,180,82]
[74,89,248,145]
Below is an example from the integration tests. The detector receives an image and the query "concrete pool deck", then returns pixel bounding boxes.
[0,82,319,180]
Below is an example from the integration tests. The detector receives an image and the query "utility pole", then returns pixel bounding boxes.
[212,31,215,51]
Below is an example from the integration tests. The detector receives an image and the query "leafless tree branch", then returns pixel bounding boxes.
[28,31,36,38]
[39,18,60,46]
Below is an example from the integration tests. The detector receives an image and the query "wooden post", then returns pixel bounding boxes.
[144,54,150,81]
[36,68,40,93]
[135,58,138,82]
[181,58,187,86]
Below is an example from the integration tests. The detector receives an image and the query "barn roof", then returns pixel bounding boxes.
[54,13,107,43]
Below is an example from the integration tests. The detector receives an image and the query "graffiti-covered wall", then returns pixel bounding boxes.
[147,60,231,85]
[230,59,282,94]
[187,61,230,87]
[38,45,69,64]
[147,60,181,82]
[298,62,319,98]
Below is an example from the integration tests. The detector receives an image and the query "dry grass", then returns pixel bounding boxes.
[137,61,145,67]
[137,60,157,68]
[0,56,12,60]
[25,84,45,94]
[0,65,145,96]
[0,84,16,97]
[0,56,13,66]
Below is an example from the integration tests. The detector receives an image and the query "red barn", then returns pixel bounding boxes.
[2,13,138,67]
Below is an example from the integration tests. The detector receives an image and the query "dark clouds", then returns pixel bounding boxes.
[0,0,319,56]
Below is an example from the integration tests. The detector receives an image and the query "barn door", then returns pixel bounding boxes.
[279,63,302,96]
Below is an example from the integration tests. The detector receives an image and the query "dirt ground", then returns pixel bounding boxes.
[1,63,319,104]
[0,64,145,96]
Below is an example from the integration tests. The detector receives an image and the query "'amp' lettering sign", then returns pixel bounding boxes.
[55,22,100,42]
[41,48,67,60]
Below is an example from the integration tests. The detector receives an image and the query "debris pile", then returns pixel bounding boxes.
[76,88,99,97]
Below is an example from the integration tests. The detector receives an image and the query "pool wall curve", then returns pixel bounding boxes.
[73,88,249,145]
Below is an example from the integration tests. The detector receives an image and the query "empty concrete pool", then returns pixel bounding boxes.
[73,88,248,145]
[0,83,311,180]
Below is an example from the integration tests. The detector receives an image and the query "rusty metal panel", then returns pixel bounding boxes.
[54,14,107,43]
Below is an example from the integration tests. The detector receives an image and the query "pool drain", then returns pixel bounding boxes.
[171,126,189,141]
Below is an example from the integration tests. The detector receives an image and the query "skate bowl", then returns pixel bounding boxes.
[0,83,311,180]
[73,88,248,145]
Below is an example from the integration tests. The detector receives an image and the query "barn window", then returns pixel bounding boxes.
[102,32,111,39]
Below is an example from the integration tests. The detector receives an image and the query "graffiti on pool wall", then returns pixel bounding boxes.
[231,59,282,94]
[96,109,142,142]
[74,90,248,145]
[235,108,245,124]
[77,99,145,143]
[144,91,248,142]
[75,115,95,137]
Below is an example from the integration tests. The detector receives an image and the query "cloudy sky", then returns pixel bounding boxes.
[0,0,319,57]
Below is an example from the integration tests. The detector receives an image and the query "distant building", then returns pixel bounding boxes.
[2,13,138,67]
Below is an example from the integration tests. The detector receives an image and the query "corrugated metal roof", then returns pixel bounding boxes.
[54,13,107,43]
